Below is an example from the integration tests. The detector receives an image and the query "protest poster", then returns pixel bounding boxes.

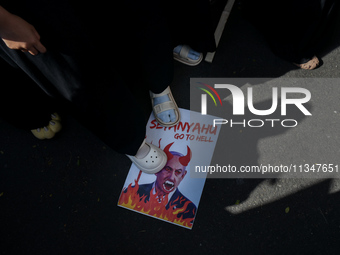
[118,108,221,229]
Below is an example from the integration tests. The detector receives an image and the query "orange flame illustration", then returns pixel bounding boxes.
[118,180,195,228]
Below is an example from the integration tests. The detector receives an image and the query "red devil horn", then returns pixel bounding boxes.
[179,146,192,167]
[163,142,174,161]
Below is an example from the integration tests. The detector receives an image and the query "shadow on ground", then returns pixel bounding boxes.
[1,3,340,255]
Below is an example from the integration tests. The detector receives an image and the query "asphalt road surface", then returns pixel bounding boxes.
[1,4,340,255]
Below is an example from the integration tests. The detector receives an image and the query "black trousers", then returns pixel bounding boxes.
[0,0,174,155]
[242,0,339,64]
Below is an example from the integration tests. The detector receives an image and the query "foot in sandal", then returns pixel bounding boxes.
[173,45,203,66]
[150,86,181,127]
[31,113,62,139]
[126,139,167,174]
[294,56,320,70]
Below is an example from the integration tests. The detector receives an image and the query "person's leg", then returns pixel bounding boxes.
[73,73,167,173]
[0,56,57,131]
[167,0,216,54]
[137,13,174,94]
[135,1,180,126]
[0,2,167,172]
[140,37,179,125]
[294,0,340,65]
[242,0,338,68]
[0,52,157,162]
[78,75,147,156]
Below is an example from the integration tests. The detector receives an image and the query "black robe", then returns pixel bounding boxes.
[241,0,339,64]
[0,0,216,154]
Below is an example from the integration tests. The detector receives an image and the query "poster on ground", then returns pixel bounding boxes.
[118,108,221,229]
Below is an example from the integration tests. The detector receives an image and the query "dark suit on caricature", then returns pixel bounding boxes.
[125,143,196,220]
[137,182,197,220]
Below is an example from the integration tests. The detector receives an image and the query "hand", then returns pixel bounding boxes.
[0,11,46,55]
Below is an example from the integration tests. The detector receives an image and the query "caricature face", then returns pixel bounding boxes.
[155,155,187,195]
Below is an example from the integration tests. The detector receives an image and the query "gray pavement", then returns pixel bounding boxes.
[1,5,340,255]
